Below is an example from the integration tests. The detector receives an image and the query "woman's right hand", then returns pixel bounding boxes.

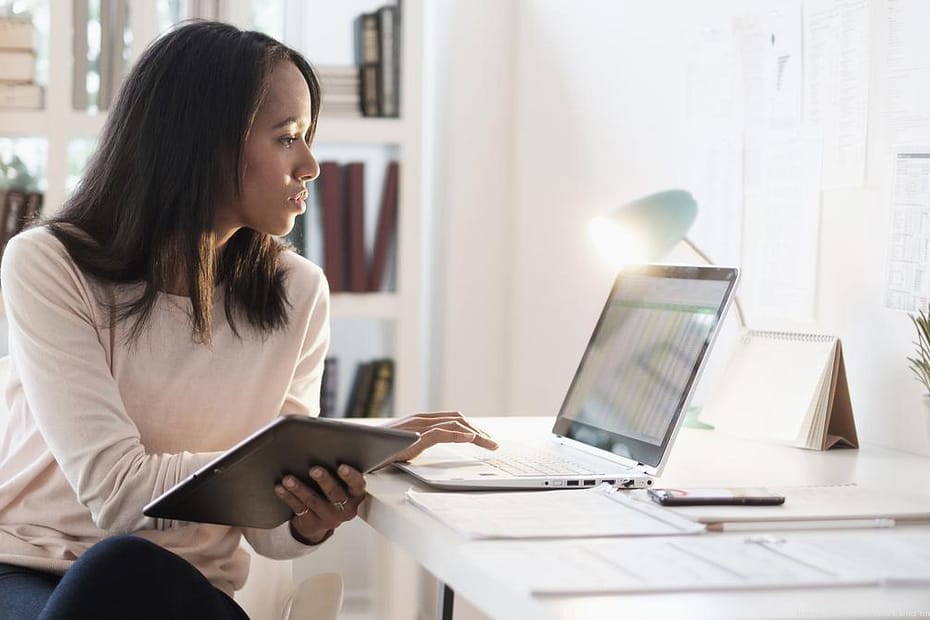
[274,464,367,545]
[382,411,499,462]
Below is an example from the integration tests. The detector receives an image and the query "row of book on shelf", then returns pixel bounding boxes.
[354,4,400,118]
[317,3,399,118]
[289,160,398,293]
[1,2,402,117]
[0,18,43,109]
[0,188,43,256]
[319,357,394,419]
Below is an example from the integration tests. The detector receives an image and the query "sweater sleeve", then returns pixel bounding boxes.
[279,269,331,418]
[243,260,332,558]
[1,230,218,534]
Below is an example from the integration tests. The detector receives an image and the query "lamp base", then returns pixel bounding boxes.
[683,405,715,430]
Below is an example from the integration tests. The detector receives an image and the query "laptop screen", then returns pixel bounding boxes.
[552,264,738,469]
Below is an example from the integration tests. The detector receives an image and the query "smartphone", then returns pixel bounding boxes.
[647,487,785,507]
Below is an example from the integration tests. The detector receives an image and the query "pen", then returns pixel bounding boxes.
[706,518,895,532]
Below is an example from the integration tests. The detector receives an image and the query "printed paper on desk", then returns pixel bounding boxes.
[461,532,901,594]
[629,484,930,525]
[405,483,704,539]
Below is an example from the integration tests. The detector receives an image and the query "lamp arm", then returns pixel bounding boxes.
[680,236,746,329]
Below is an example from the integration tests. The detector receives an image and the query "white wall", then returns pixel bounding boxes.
[426,0,517,416]
[433,0,930,454]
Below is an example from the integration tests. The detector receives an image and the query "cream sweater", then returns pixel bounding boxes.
[0,226,330,596]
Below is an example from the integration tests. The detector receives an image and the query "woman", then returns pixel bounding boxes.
[0,21,495,619]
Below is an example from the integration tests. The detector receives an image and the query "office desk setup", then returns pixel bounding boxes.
[359,417,930,620]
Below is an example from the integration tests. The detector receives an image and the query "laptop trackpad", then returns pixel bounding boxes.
[404,444,505,475]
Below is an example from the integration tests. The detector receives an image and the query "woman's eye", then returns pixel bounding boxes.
[280,136,298,147]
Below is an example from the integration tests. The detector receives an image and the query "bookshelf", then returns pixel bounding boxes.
[0,0,427,618]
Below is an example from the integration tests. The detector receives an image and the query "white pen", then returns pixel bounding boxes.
[706,518,896,532]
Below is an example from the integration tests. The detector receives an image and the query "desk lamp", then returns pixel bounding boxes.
[590,189,746,430]
[588,189,746,327]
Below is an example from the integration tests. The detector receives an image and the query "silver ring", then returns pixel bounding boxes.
[333,500,347,511]
[295,507,310,517]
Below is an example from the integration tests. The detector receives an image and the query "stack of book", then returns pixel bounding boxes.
[319,357,395,419]
[354,4,400,118]
[0,18,43,109]
[344,358,395,418]
[314,160,399,293]
[318,66,361,118]
[0,184,43,257]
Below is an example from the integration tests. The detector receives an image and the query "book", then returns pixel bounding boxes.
[345,360,377,418]
[369,161,399,292]
[283,212,306,256]
[0,18,36,49]
[0,188,26,252]
[0,190,5,246]
[344,162,368,292]
[0,50,35,83]
[354,12,381,116]
[377,5,399,117]
[319,161,345,292]
[320,357,339,418]
[0,82,43,109]
[318,65,360,117]
[700,330,858,450]
[18,191,42,232]
[365,358,394,417]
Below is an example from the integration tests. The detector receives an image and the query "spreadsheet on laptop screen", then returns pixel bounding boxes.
[555,269,735,465]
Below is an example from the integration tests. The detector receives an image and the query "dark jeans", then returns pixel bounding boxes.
[0,535,250,619]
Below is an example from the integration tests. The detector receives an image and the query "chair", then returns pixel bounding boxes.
[0,355,343,620]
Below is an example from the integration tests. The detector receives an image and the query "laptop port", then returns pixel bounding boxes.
[584,479,596,486]
[567,480,579,486]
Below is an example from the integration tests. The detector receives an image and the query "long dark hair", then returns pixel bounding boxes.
[47,21,321,343]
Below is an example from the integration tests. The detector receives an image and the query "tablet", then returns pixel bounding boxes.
[143,416,419,529]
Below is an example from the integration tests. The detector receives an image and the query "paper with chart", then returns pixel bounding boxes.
[736,2,803,129]
[741,129,823,322]
[885,0,930,146]
[802,0,870,188]
[461,532,930,594]
[405,484,704,539]
[683,23,743,266]
[884,152,930,312]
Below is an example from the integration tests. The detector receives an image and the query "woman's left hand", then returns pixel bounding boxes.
[383,411,499,462]
[274,464,367,545]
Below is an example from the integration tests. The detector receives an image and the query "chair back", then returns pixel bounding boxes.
[0,355,9,428]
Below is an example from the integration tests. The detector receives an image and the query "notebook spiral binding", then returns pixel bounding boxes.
[741,330,835,344]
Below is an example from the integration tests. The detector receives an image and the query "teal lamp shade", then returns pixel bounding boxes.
[590,189,698,267]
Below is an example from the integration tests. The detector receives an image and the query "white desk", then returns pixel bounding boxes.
[358,417,930,619]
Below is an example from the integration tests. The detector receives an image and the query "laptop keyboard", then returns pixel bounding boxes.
[482,449,599,476]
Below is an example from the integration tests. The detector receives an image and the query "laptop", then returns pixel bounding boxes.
[396,264,740,490]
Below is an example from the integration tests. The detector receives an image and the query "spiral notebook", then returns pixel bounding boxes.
[699,330,857,450]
